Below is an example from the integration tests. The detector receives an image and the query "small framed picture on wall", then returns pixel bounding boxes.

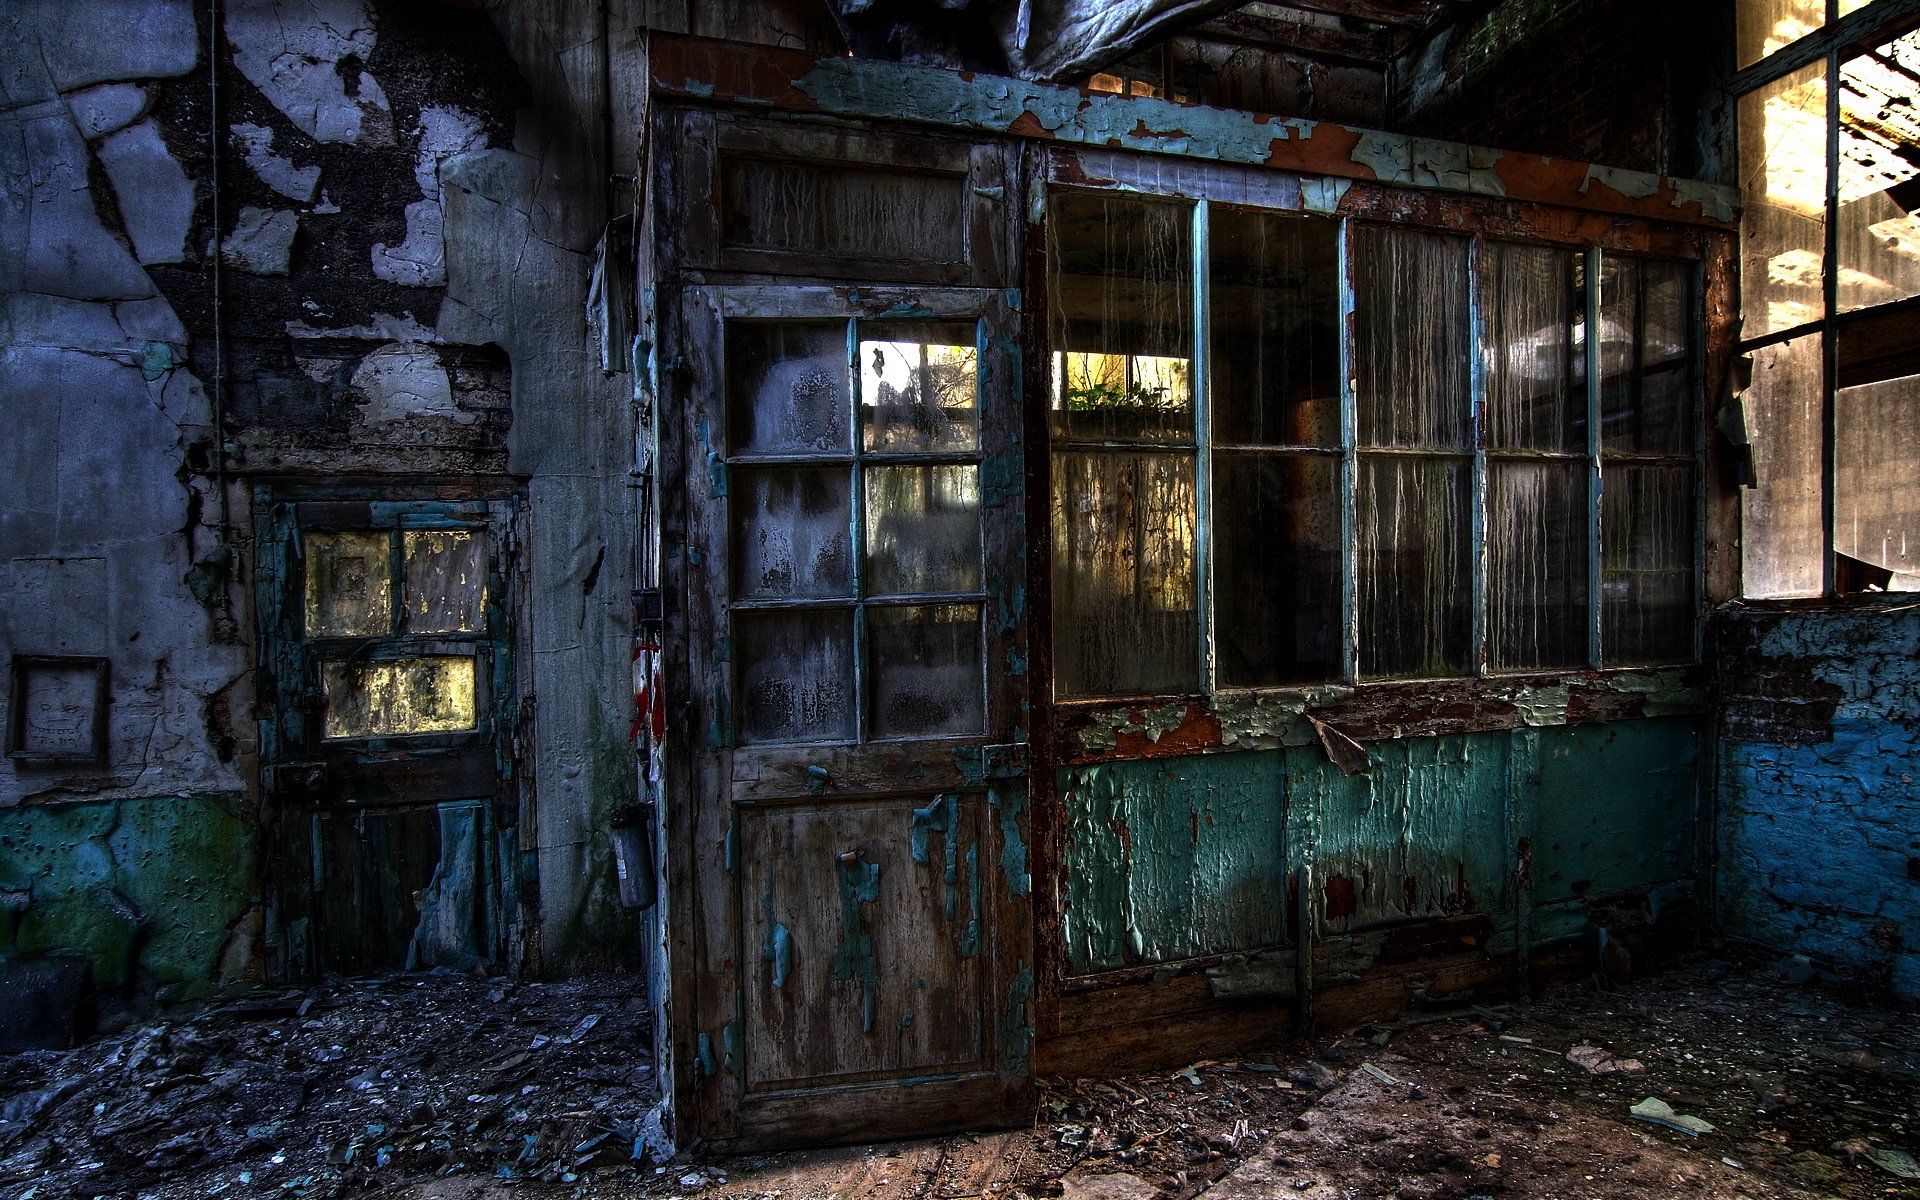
[9,656,109,766]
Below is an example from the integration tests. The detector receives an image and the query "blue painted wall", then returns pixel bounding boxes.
[1718,605,1920,998]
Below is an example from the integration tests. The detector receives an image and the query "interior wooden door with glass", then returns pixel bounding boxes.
[679,286,1032,1146]
[259,496,518,979]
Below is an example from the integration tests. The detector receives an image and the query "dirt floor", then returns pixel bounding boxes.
[3,952,1917,1199]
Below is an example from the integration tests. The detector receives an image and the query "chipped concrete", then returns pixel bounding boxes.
[370,198,445,286]
[231,122,321,203]
[4,0,198,99]
[13,101,154,301]
[221,206,298,275]
[66,83,149,140]
[223,0,394,146]
[348,341,461,424]
[95,120,196,266]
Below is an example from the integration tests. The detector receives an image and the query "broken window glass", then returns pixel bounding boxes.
[403,531,486,634]
[1736,0,1825,69]
[1209,207,1339,448]
[1214,452,1340,685]
[1354,226,1472,451]
[1484,243,1586,454]
[1837,373,1920,589]
[865,465,981,596]
[1601,257,1694,455]
[728,322,851,455]
[1740,62,1828,337]
[735,609,856,743]
[732,468,854,600]
[1357,457,1472,679]
[1603,464,1698,663]
[1051,451,1198,696]
[306,531,392,638]
[323,655,476,739]
[1742,333,1825,598]
[1490,460,1590,670]
[859,322,979,452]
[867,604,984,738]
[1838,30,1920,314]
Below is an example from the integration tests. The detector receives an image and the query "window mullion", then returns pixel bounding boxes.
[1586,246,1604,669]
[1822,46,1842,598]
[1468,237,1489,678]
[847,316,869,741]
[1193,200,1215,694]
[1337,217,1358,684]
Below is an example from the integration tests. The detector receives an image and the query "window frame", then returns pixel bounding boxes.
[1042,160,1711,703]
[1732,0,1920,597]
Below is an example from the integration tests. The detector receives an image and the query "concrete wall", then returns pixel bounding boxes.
[1718,605,1920,998]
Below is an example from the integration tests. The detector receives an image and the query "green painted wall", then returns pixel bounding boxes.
[0,794,256,1006]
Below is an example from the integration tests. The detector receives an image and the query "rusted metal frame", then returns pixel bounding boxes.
[1822,45,1842,600]
[1586,246,1605,669]
[646,35,1738,229]
[1728,0,1920,95]
[1468,235,1490,677]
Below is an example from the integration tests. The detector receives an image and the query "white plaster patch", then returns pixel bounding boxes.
[24,0,199,95]
[95,120,196,265]
[285,312,440,342]
[67,84,150,139]
[370,199,445,287]
[413,106,487,202]
[223,0,393,146]
[350,343,464,424]
[231,122,320,202]
[221,206,299,275]
[18,102,154,300]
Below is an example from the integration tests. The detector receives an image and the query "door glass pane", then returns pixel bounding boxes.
[305,531,392,638]
[403,530,486,633]
[1743,334,1824,597]
[1489,459,1590,670]
[1603,464,1698,664]
[1209,207,1339,447]
[1837,373,1920,589]
[1354,226,1473,450]
[1839,30,1920,314]
[1357,455,1472,678]
[736,609,855,744]
[1052,450,1198,697]
[1740,62,1828,337]
[867,604,983,738]
[727,322,850,455]
[865,465,981,595]
[1737,0,1823,69]
[1048,191,1195,444]
[1484,243,1585,454]
[1214,451,1340,686]
[859,322,979,452]
[1601,256,1696,455]
[733,467,854,599]
[323,655,476,739]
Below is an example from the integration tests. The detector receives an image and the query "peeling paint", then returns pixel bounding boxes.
[998,962,1033,1079]
[993,786,1029,898]
[832,853,882,1035]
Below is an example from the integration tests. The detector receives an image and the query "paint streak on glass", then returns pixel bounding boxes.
[735,609,855,743]
[868,604,984,738]
[305,531,391,638]
[403,530,485,633]
[323,656,476,738]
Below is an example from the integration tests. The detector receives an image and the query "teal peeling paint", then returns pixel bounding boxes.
[832,853,882,1034]
[761,892,793,988]
[696,1032,715,1077]
[994,786,1029,898]
[722,1018,742,1076]
[793,58,1314,166]
[908,794,960,920]
[139,340,174,380]
[706,451,729,498]
[998,962,1033,1079]
[962,843,981,957]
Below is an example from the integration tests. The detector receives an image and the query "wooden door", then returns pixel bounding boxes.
[257,497,518,977]
[678,286,1032,1146]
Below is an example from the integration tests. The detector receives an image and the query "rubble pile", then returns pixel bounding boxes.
[0,973,659,1199]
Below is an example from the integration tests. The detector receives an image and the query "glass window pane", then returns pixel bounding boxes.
[736,609,855,744]
[727,321,850,455]
[1603,464,1698,664]
[865,465,980,596]
[1602,256,1697,455]
[1737,0,1823,70]
[867,604,983,738]
[323,656,476,739]
[1837,373,1920,588]
[305,531,391,638]
[1838,30,1920,313]
[1489,459,1590,671]
[1052,450,1198,697]
[1357,455,1472,678]
[1048,191,1195,443]
[1214,452,1340,686]
[732,468,854,600]
[403,530,486,633]
[1740,62,1828,338]
[1743,334,1825,597]
[1354,226,1472,451]
[1484,242,1586,453]
[859,322,979,452]
[1209,207,1339,448]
